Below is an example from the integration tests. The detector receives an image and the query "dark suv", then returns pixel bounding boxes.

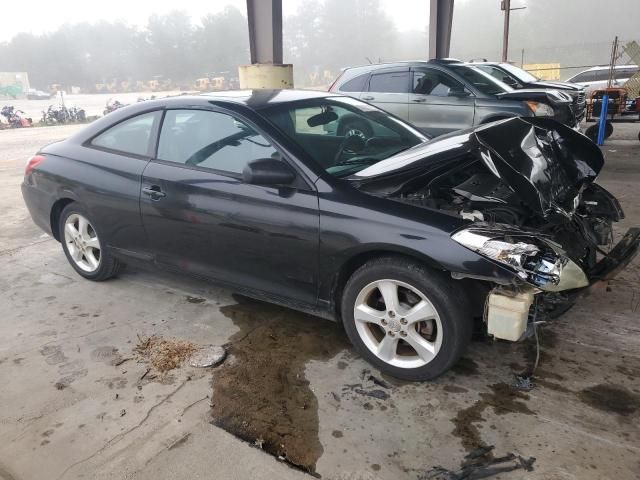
[329,59,578,137]
[471,61,586,122]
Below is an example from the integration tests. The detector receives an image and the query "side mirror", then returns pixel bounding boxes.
[242,158,296,186]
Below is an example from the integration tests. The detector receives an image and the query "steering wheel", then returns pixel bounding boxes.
[333,133,366,164]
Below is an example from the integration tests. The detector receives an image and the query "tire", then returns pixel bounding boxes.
[58,203,124,281]
[585,122,613,142]
[604,121,613,139]
[584,124,598,142]
[340,256,472,381]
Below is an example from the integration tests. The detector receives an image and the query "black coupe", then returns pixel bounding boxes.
[22,90,639,380]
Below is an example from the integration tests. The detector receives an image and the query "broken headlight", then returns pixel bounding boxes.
[452,226,589,291]
[525,101,555,117]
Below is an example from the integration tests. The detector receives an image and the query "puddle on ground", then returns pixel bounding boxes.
[211,295,350,474]
[578,384,640,416]
[451,382,535,452]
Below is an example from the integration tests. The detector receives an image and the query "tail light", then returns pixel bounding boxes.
[25,154,45,176]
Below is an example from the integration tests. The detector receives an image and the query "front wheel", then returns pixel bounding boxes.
[341,257,472,381]
[59,203,124,281]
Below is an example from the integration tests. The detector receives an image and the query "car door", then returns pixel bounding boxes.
[361,68,410,120]
[83,110,162,256]
[409,67,476,137]
[140,108,320,306]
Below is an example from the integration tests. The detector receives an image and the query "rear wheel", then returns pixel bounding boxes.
[341,257,472,381]
[59,203,124,281]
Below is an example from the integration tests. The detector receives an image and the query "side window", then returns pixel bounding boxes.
[91,111,160,156]
[157,110,278,175]
[593,70,611,82]
[615,68,638,80]
[368,71,409,94]
[572,71,596,83]
[339,73,369,92]
[412,69,467,96]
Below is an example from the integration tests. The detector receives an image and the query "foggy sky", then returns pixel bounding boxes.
[1,0,437,42]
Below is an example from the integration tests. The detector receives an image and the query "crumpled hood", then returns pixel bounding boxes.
[528,80,584,93]
[352,117,604,219]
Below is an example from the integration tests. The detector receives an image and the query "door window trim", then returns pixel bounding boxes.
[84,109,163,160]
[150,106,315,191]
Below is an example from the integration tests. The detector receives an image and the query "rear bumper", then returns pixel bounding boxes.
[21,182,54,237]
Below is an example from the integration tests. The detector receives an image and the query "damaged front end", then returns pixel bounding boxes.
[352,117,640,341]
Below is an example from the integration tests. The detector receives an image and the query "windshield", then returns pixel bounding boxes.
[449,65,513,96]
[260,96,427,177]
[500,63,539,83]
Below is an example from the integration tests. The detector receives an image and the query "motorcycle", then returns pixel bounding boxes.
[104,99,126,115]
[1,106,33,128]
[41,105,86,124]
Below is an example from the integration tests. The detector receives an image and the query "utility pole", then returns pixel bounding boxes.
[501,0,526,62]
[501,0,511,62]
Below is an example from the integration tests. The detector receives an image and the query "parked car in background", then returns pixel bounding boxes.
[565,65,639,95]
[471,61,586,122]
[329,59,578,137]
[21,90,640,380]
[26,88,53,100]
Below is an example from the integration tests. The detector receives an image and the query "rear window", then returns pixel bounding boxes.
[368,72,409,94]
[91,111,160,156]
[339,73,369,92]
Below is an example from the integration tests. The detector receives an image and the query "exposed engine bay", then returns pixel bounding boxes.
[394,166,622,274]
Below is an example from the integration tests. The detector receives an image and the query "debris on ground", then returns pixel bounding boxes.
[134,335,198,373]
[188,345,226,368]
[420,445,536,479]
[512,374,536,391]
[368,374,392,390]
[354,388,390,400]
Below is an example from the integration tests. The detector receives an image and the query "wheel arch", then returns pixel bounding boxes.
[50,198,76,241]
[329,246,447,322]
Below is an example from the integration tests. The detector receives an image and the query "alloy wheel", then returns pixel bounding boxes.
[63,213,101,272]
[353,279,443,368]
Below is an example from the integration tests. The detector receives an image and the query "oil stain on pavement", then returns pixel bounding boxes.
[211,295,350,474]
[451,382,535,452]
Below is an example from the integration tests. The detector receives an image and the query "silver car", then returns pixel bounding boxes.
[565,65,639,95]
[329,60,577,137]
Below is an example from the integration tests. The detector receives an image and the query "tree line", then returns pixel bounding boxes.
[0,1,427,91]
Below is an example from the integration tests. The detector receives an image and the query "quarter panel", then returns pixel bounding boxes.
[37,143,151,253]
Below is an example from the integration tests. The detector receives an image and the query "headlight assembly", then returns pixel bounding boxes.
[525,101,555,117]
[452,226,588,291]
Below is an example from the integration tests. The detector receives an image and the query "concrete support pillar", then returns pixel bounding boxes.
[429,0,455,59]
[240,0,293,89]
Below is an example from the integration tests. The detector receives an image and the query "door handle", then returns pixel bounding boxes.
[142,185,166,200]
[362,95,375,101]
[412,97,427,103]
